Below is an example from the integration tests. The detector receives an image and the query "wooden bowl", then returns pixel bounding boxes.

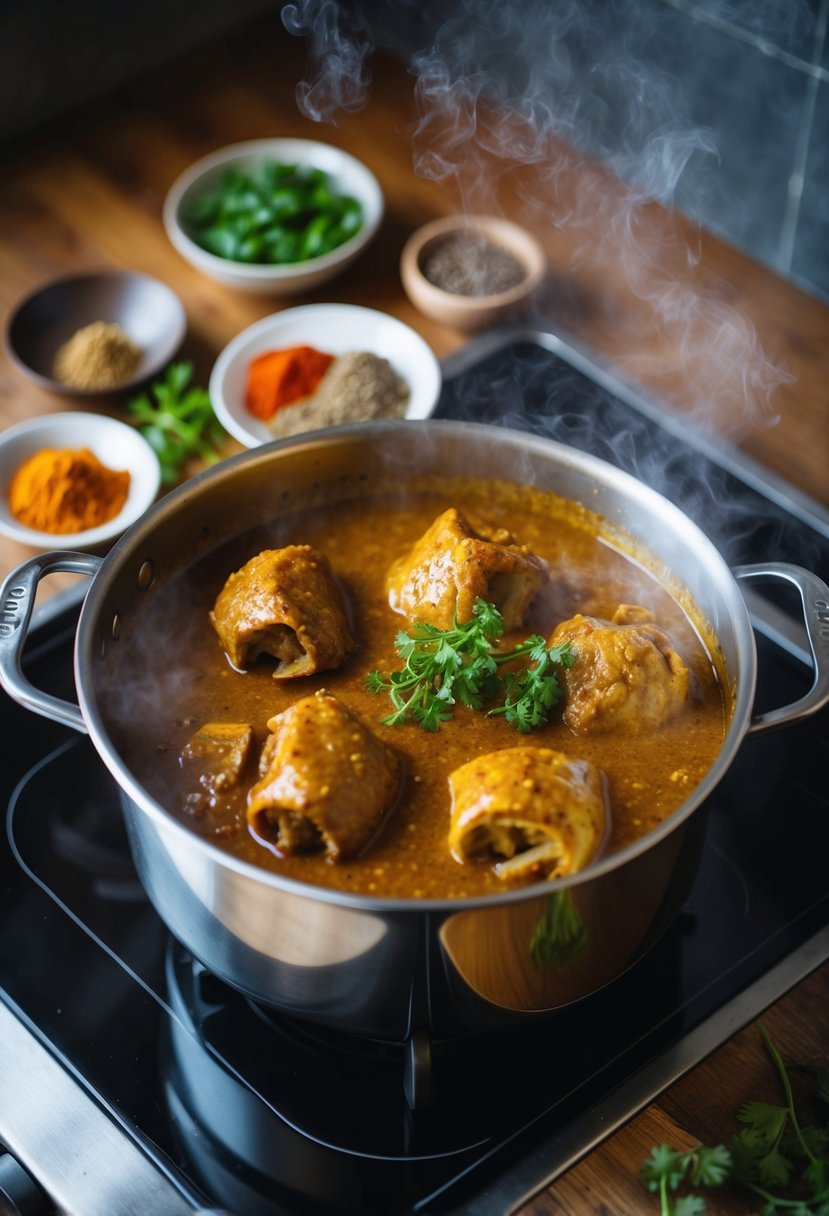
[400,215,546,332]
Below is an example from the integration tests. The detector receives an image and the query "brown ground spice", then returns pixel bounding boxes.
[8,447,131,534]
[54,321,142,390]
[421,232,526,296]
[268,351,410,438]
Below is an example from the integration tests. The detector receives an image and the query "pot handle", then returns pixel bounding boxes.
[734,561,829,736]
[0,551,103,734]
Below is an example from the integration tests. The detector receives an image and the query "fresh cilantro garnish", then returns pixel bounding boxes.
[364,598,573,732]
[127,361,226,485]
[640,1020,829,1215]
[490,636,576,733]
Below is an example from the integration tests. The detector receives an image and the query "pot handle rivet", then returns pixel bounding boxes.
[0,551,102,733]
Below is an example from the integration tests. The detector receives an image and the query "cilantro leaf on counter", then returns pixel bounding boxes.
[641,1142,731,1216]
[127,361,226,485]
[639,1020,829,1216]
[365,597,573,732]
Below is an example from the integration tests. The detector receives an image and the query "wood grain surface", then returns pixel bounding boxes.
[0,16,826,1215]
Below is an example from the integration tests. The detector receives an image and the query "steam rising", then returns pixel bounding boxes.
[282,0,374,120]
[281,0,792,439]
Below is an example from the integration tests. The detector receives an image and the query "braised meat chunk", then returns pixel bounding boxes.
[448,746,607,882]
[210,545,354,679]
[180,721,254,817]
[387,507,548,630]
[550,605,689,734]
[247,691,403,861]
[181,721,254,792]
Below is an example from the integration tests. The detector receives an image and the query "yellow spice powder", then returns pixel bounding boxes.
[8,447,131,534]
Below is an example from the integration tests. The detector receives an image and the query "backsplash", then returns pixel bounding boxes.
[370,0,829,301]
[607,0,829,301]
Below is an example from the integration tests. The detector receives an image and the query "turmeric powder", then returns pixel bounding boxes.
[8,447,131,534]
[245,345,334,421]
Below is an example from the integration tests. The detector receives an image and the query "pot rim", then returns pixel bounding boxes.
[74,418,757,913]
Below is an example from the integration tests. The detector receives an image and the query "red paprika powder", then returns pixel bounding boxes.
[245,345,334,421]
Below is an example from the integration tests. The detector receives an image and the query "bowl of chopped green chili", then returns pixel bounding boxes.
[163,139,383,295]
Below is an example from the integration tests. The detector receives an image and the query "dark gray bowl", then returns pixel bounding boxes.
[5,269,187,397]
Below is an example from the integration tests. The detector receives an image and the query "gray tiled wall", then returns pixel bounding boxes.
[359,0,829,301]
[630,0,829,300]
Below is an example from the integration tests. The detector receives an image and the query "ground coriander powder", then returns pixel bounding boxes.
[54,321,142,390]
[268,351,410,438]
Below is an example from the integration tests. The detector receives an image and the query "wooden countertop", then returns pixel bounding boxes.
[1,18,826,1215]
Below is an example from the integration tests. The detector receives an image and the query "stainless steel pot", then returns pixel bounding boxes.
[2,421,828,1039]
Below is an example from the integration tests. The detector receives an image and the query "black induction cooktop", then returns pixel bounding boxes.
[1,330,827,1216]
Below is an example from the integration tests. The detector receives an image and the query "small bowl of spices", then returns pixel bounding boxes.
[164,138,384,295]
[5,270,187,397]
[400,214,547,332]
[0,412,161,550]
[210,303,442,448]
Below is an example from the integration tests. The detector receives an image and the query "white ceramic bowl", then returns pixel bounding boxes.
[209,304,443,448]
[0,412,161,550]
[163,139,384,295]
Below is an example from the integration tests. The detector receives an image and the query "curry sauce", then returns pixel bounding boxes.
[112,480,730,899]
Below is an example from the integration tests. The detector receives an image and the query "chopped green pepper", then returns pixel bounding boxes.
[184,160,364,266]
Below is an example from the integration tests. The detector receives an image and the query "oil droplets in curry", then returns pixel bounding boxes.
[115,479,730,899]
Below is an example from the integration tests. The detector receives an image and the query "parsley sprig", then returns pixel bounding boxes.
[127,361,227,486]
[640,1020,829,1215]
[365,598,574,733]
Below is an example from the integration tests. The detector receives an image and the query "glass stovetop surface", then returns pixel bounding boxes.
[1,334,827,1216]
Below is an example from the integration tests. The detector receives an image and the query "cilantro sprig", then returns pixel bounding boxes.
[490,635,576,733]
[364,597,574,733]
[640,1020,829,1215]
[640,1144,732,1216]
[127,361,227,485]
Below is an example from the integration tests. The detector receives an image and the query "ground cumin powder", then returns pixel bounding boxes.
[9,447,131,534]
[53,321,141,390]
